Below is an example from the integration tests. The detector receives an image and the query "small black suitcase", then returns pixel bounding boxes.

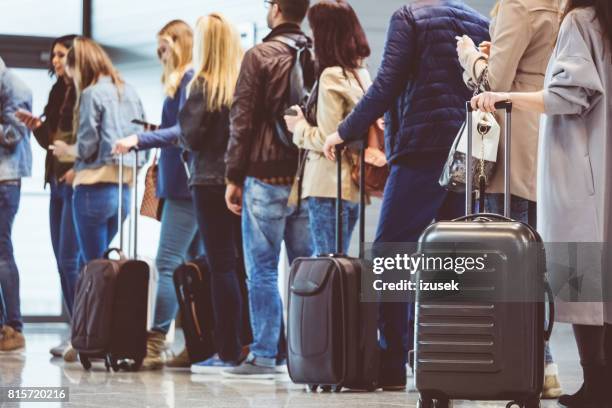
[72,151,150,372]
[414,102,555,408]
[174,255,253,364]
[287,145,379,392]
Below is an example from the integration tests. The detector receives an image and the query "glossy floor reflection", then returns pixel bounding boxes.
[0,323,581,407]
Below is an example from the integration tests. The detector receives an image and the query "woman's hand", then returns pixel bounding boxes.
[283,105,304,133]
[112,134,139,155]
[323,132,344,161]
[59,169,76,185]
[471,92,511,112]
[15,109,42,130]
[479,41,492,57]
[50,140,77,158]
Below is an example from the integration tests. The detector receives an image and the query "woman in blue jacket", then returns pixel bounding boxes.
[114,20,202,370]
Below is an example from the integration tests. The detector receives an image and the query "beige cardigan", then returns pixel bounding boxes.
[292,66,372,203]
[459,0,562,201]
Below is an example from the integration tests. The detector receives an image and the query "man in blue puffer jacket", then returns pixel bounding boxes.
[324,0,489,389]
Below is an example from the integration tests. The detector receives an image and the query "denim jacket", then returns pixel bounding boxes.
[75,76,147,171]
[0,57,33,181]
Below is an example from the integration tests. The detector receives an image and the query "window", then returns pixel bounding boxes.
[0,0,82,37]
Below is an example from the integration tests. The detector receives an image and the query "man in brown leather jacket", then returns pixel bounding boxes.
[223,0,314,378]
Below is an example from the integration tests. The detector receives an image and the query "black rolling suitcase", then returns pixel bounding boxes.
[72,152,150,372]
[414,102,555,408]
[174,250,253,364]
[287,145,379,392]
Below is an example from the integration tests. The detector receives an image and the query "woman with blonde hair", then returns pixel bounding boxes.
[178,13,247,372]
[456,0,564,398]
[113,19,202,370]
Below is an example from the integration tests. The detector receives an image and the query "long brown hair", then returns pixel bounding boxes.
[564,0,612,50]
[66,36,123,92]
[157,20,193,97]
[190,13,242,111]
[307,0,370,75]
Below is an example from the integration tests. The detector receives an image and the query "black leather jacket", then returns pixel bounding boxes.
[179,77,229,186]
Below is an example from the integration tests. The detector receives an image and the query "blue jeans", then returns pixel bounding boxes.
[0,183,22,332]
[307,197,358,255]
[72,183,130,263]
[376,155,465,382]
[49,180,81,315]
[242,177,313,367]
[152,198,202,334]
[485,193,554,365]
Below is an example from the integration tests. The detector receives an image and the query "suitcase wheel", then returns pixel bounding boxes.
[320,385,332,393]
[79,354,92,371]
[435,399,452,408]
[104,355,112,372]
[417,398,434,408]
[332,385,342,393]
[308,384,318,392]
[129,358,143,372]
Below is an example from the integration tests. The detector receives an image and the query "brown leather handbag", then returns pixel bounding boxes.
[140,151,164,221]
[350,70,389,197]
[350,122,389,197]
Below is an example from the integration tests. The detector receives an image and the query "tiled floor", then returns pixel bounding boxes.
[0,323,581,407]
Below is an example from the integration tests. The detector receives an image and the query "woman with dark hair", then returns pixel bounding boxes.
[284,0,372,254]
[15,34,81,358]
[472,1,612,406]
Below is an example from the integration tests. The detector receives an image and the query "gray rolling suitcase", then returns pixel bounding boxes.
[414,102,555,408]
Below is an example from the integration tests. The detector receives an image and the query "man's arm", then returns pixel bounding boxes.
[338,8,416,142]
[0,72,32,149]
[225,49,264,185]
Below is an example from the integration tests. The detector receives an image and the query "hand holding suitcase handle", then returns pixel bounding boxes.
[465,101,512,217]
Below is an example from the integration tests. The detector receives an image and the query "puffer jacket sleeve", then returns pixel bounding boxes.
[338,7,416,142]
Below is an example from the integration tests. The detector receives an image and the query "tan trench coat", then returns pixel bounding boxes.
[461,0,562,202]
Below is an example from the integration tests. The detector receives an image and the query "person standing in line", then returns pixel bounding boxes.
[16,34,81,359]
[51,36,147,272]
[113,20,203,370]
[456,0,564,398]
[472,1,612,406]
[223,0,314,379]
[323,0,489,390]
[284,0,372,255]
[0,56,32,353]
[179,13,248,372]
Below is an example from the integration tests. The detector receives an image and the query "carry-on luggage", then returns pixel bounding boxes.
[414,102,555,408]
[174,252,253,364]
[287,145,379,392]
[72,151,150,372]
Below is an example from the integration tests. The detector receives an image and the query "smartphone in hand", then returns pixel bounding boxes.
[284,108,299,117]
[131,119,159,131]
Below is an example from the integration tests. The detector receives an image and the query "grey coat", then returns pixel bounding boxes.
[538,7,612,325]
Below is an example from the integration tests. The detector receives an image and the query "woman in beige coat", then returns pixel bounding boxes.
[284,0,372,255]
[457,0,563,398]
[472,2,612,406]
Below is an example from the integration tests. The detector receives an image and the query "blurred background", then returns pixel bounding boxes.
[0,0,496,322]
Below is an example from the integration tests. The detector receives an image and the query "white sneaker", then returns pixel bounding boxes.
[50,339,70,357]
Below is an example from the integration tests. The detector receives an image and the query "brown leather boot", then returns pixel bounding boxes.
[0,326,25,352]
[141,331,166,370]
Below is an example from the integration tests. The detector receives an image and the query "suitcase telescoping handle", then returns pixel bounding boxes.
[335,143,366,257]
[117,149,140,259]
[465,101,512,217]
